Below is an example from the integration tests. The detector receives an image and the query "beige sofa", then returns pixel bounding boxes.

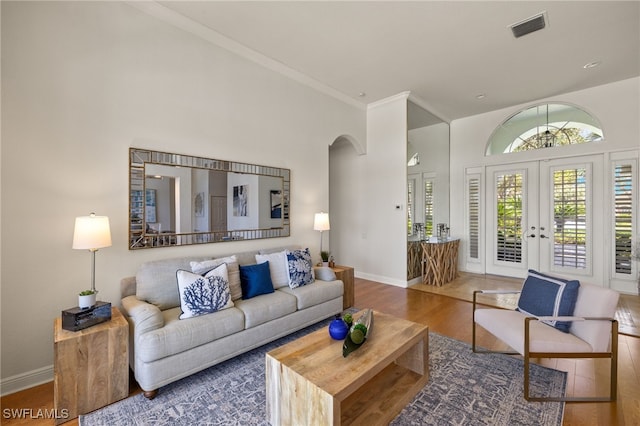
[120,247,343,399]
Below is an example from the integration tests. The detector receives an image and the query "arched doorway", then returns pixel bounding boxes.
[328,135,363,268]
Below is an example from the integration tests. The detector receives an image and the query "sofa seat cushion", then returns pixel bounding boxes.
[234,291,297,329]
[278,280,343,310]
[136,306,245,363]
[474,309,593,355]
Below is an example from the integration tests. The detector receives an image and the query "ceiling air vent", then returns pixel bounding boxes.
[510,12,547,38]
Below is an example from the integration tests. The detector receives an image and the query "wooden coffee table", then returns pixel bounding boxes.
[265,311,429,425]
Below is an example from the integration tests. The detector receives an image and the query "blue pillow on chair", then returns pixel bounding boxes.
[239,261,275,299]
[516,270,580,333]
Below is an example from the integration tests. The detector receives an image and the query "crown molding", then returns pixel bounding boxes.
[366,91,411,110]
[126,1,366,111]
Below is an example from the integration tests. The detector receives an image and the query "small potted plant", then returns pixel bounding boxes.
[78,289,97,309]
[320,251,330,266]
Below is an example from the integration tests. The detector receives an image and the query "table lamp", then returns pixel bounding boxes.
[313,212,330,258]
[72,213,112,294]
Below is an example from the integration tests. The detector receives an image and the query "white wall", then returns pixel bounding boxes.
[407,122,450,229]
[329,139,366,268]
[0,1,365,393]
[330,93,409,286]
[450,77,640,277]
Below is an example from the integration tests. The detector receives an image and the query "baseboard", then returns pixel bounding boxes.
[355,271,408,288]
[407,277,422,286]
[1,365,53,396]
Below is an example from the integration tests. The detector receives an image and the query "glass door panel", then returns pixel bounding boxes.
[495,172,524,264]
[487,156,601,281]
[552,167,588,269]
[486,162,538,277]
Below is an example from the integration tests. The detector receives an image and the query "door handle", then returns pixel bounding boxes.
[540,234,548,239]
[529,234,536,238]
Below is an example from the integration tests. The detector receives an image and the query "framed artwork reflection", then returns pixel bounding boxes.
[233,185,248,217]
[145,189,156,223]
[270,190,282,219]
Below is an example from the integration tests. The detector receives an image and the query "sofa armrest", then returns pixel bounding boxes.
[122,295,164,335]
[313,266,337,282]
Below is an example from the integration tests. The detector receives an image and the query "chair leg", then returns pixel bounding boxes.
[610,320,618,401]
[524,354,617,402]
[523,319,618,402]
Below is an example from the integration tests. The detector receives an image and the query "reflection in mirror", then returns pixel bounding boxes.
[407,101,450,241]
[406,101,450,281]
[129,148,290,249]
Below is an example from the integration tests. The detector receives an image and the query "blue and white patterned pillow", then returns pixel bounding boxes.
[516,269,580,332]
[286,248,315,289]
[176,263,234,319]
[190,256,242,301]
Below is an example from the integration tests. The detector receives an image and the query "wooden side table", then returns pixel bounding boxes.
[331,265,354,309]
[421,239,460,286]
[54,306,129,424]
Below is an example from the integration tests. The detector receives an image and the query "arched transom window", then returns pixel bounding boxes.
[486,103,604,155]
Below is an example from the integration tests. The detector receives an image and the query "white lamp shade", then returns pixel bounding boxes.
[72,214,112,250]
[313,212,330,231]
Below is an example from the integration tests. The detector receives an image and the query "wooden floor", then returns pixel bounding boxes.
[411,272,640,337]
[2,276,639,425]
[355,277,640,426]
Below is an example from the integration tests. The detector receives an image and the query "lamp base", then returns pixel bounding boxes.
[61,301,112,331]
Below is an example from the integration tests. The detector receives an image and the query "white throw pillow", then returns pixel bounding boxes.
[190,255,242,301]
[177,263,234,319]
[255,251,289,289]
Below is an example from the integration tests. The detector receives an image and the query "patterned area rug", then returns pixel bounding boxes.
[80,320,565,426]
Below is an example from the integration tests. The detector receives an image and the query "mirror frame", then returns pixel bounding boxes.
[129,148,290,249]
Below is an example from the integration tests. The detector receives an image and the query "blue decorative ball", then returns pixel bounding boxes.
[328,315,349,340]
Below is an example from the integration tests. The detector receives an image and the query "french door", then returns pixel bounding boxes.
[486,155,603,281]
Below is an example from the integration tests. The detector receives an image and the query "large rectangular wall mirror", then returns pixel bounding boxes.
[129,148,290,249]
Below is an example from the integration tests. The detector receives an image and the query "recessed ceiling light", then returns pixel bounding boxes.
[476,94,486,100]
[358,92,366,97]
[583,61,602,69]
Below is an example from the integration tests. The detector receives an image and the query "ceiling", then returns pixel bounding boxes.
[153,1,640,121]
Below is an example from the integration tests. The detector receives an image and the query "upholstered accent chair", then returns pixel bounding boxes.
[472,277,619,402]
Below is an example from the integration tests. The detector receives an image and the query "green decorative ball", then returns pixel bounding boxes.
[350,329,365,344]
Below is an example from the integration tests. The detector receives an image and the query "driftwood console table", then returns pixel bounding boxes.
[421,238,460,286]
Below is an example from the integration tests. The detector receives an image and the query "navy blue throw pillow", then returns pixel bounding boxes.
[516,269,580,333]
[239,261,275,299]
